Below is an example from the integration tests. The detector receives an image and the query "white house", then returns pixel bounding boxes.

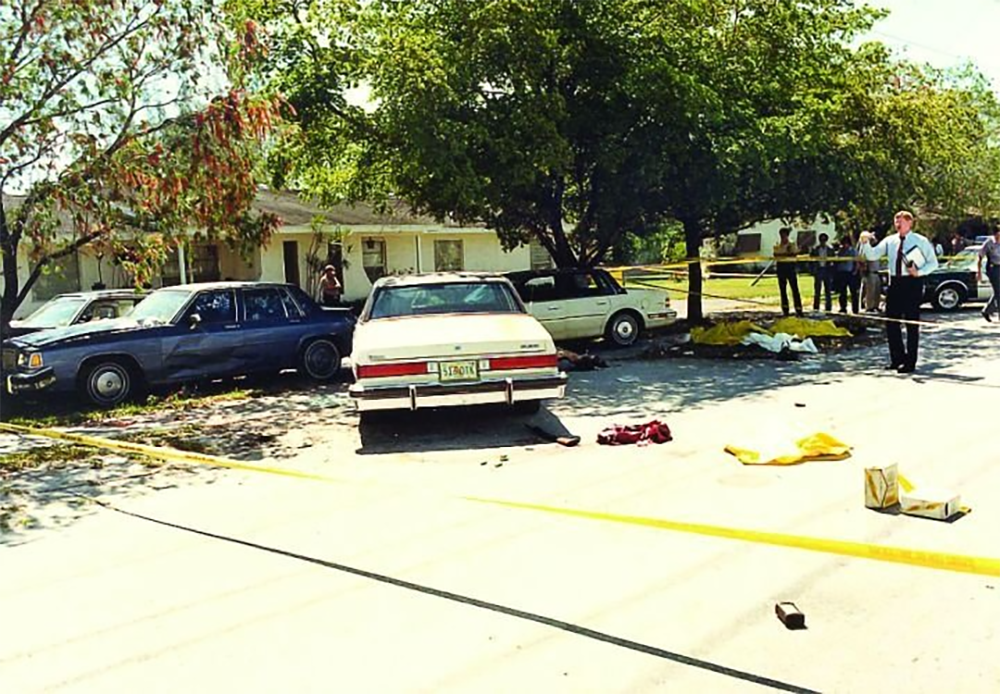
[3,190,553,318]
[733,217,838,258]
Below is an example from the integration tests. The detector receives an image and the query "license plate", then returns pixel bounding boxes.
[439,360,478,382]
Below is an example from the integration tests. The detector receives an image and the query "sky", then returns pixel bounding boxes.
[864,0,1000,92]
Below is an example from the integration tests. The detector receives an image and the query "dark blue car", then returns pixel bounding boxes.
[2,281,354,407]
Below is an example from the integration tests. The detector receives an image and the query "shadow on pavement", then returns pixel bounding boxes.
[356,405,576,454]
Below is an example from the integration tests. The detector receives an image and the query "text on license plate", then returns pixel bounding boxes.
[439,360,479,382]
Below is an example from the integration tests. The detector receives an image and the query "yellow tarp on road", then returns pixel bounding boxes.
[770,317,851,339]
[690,320,768,346]
[725,432,852,466]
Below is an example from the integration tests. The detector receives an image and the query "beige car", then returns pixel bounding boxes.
[505,268,677,347]
[349,273,566,414]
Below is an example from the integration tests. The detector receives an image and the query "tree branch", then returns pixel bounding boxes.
[16,229,104,307]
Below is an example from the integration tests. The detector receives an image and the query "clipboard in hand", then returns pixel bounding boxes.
[905,245,926,269]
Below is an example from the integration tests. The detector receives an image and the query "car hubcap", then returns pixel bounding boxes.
[616,320,634,340]
[307,343,336,377]
[940,289,959,308]
[94,369,125,400]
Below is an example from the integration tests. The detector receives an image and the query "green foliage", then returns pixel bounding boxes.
[0,0,281,329]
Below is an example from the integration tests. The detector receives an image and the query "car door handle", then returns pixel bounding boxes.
[595,301,609,306]
[547,307,561,311]
[223,324,240,330]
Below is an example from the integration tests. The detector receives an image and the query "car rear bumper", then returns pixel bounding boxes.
[349,374,567,412]
[5,367,57,395]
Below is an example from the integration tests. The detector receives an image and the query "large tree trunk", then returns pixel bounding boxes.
[682,217,704,323]
[0,203,18,338]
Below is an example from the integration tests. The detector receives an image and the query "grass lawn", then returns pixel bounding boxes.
[627,274,819,305]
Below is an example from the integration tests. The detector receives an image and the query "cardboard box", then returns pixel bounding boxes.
[900,487,961,520]
[865,464,899,509]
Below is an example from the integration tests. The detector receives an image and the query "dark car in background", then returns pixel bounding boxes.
[8,290,147,337]
[922,245,992,311]
[2,281,354,407]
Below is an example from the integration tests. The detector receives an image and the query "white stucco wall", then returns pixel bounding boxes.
[737,218,838,257]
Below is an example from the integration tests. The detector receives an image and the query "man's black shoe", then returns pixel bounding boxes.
[896,364,916,374]
[984,310,993,322]
[883,363,903,371]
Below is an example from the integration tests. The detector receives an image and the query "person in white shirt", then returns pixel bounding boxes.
[862,210,939,373]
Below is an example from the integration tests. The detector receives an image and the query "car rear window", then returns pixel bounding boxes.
[369,282,522,319]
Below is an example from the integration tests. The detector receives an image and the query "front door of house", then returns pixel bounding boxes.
[283,241,300,287]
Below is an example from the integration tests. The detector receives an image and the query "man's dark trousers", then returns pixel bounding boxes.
[777,264,803,315]
[813,267,833,311]
[986,264,1000,318]
[886,276,924,369]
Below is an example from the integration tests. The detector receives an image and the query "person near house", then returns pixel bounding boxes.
[977,225,1000,322]
[947,231,966,258]
[811,233,833,312]
[773,227,803,316]
[316,264,342,307]
[858,231,882,312]
[832,234,861,313]
[863,210,939,373]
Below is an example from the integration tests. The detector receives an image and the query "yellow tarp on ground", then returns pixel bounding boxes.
[770,317,851,339]
[690,320,769,346]
[724,432,852,466]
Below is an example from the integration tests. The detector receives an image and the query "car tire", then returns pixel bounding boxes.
[932,285,965,311]
[512,400,542,415]
[300,338,342,381]
[605,311,641,347]
[82,360,137,408]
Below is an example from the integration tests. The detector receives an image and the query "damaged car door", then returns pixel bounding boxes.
[162,289,242,380]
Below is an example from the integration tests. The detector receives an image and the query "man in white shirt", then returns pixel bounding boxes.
[863,210,939,373]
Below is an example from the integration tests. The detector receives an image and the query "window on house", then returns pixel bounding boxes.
[735,233,761,254]
[362,238,387,283]
[434,240,464,271]
[796,231,817,253]
[33,252,82,300]
[162,248,184,287]
[190,244,220,282]
[529,239,553,270]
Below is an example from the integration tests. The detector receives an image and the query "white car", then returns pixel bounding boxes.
[349,273,566,413]
[505,268,677,347]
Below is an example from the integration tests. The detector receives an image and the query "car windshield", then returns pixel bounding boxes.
[19,296,86,327]
[369,282,522,319]
[129,290,191,325]
[943,247,979,271]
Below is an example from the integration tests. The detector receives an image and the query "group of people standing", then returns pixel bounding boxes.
[772,210,943,374]
[772,228,887,318]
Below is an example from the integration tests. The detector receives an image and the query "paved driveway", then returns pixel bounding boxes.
[2,311,999,693]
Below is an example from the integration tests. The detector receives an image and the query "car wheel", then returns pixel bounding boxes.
[932,285,964,311]
[82,360,135,408]
[605,311,641,347]
[300,338,342,381]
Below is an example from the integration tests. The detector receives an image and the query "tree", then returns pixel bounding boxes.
[0,0,280,332]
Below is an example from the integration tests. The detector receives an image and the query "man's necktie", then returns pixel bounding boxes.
[895,239,906,277]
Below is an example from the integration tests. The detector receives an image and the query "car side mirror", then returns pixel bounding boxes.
[188,313,202,329]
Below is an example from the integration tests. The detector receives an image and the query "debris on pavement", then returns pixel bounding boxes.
[525,424,581,447]
[775,602,807,630]
[741,331,819,354]
[865,464,900,509]
[597,420,672,446]
[724,432,851,465]
[557,349,608,372]
[900,486,963,520]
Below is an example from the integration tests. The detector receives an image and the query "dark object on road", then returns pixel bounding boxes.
[7,289,147,337]
[526,424,581,447]
[775,602,806,630]
[2,281,355,407]
[597,420,672,446]
[557,348,607,372]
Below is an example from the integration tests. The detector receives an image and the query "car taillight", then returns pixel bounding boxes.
[489,354,557,370]
[356,362,429,378]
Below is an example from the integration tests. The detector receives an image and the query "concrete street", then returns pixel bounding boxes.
[1,309,998,693]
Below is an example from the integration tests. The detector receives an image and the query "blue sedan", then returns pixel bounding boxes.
[2,281,355,407]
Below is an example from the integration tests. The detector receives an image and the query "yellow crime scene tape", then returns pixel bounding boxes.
[3,421,998,579]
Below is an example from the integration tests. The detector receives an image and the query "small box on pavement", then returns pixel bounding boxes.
[900,487,961,520]
[775,602,806,630]
[865,464,899,509]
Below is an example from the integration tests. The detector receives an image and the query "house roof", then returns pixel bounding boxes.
[252,189,480,231]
